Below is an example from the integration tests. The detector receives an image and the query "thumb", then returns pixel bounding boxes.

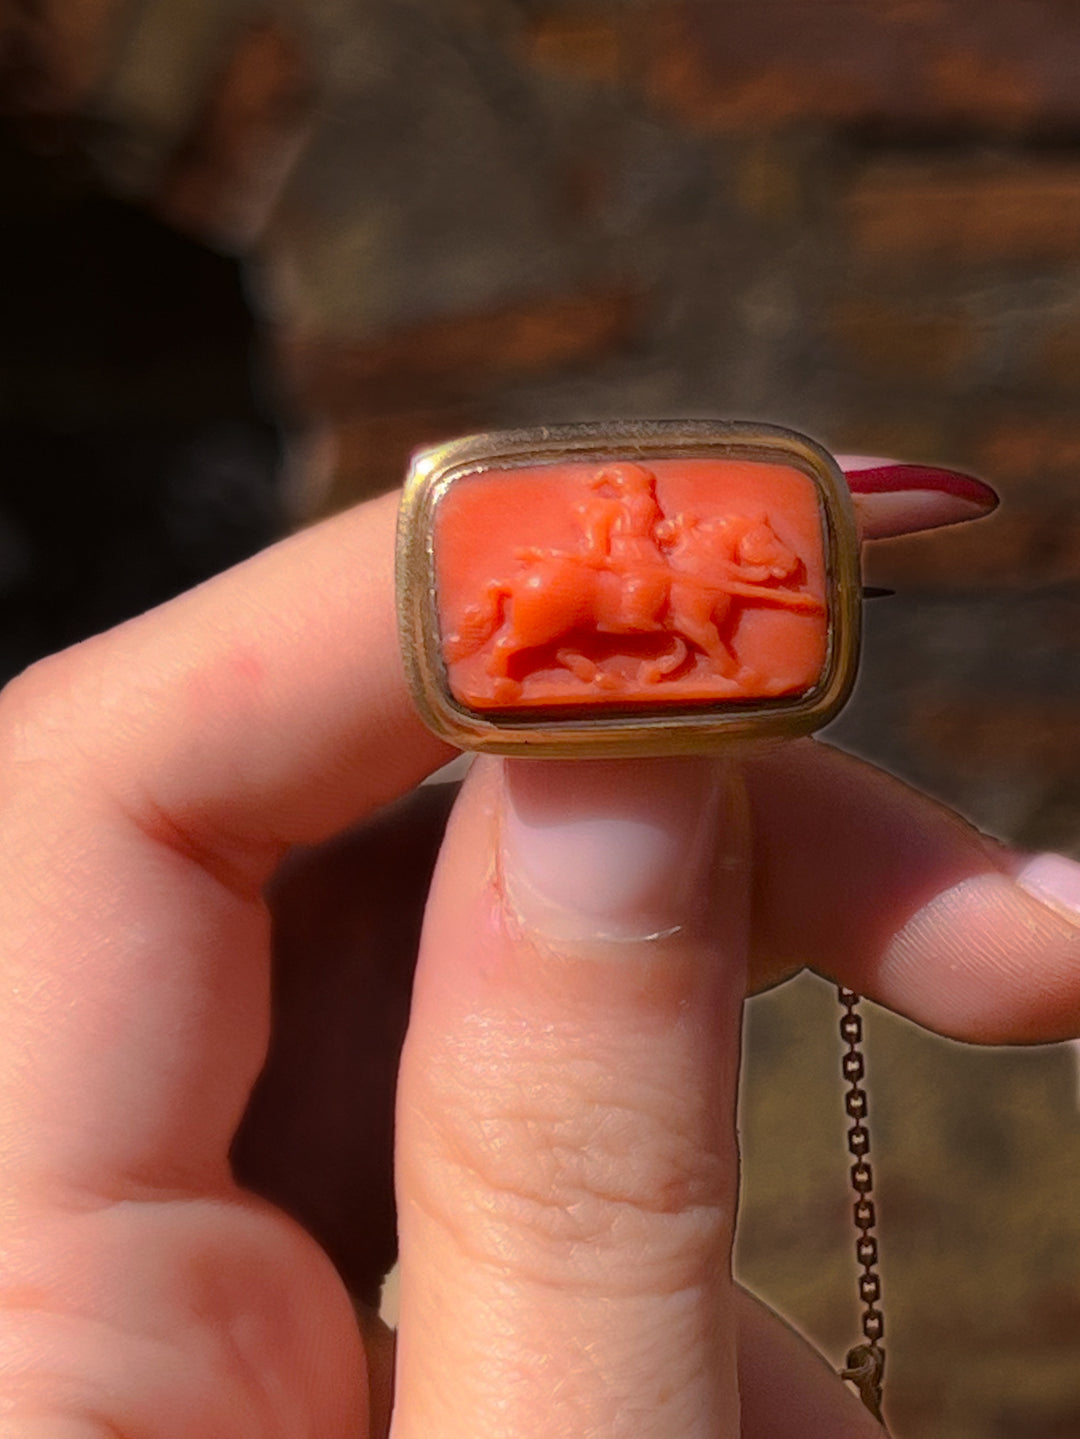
[392,755,749,1437]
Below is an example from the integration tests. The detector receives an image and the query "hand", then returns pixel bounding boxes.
[0,465,1076,1438]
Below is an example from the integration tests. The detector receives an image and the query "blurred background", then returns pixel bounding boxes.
[2,1,1079,1433]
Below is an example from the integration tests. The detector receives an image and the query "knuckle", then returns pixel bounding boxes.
[410,1026,731,1291]
[0,648,96,770]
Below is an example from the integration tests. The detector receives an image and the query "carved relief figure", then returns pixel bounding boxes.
[439,461,827,708]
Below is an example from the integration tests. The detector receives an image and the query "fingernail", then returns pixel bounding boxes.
[839,457,999,511]
[500,758,737,944]
[1014,852,1080,925]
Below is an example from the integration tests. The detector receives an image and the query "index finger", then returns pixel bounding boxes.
[0,491,450,1200]
[31,490,453,874]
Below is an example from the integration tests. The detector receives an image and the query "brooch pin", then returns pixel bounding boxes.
[397,418,901,1421]
[397,420,862,757]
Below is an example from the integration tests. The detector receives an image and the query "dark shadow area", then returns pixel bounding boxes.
[0,121,284,679]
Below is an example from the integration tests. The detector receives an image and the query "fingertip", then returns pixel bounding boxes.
[500,756,738,945]
[1013,851,1080,925]
[837,457,999,539]
[875,869,1080,1043]
[746,745,1080,1044]
[839,457,998,510]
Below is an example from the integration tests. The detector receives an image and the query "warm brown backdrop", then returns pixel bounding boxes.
[4,2,1080,1433]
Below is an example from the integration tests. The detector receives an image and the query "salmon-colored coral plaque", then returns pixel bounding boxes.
[434,458,829,711]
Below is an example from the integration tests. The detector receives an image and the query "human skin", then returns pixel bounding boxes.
[0,462,1076,1437]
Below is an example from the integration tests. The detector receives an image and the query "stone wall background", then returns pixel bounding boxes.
[4,2,1080,1433]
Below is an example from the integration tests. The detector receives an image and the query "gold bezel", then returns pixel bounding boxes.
[397,420,861,757]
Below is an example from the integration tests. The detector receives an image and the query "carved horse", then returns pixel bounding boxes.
[444,513,821,694]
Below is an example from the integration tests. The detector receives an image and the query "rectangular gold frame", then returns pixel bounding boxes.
[397,420,861,757]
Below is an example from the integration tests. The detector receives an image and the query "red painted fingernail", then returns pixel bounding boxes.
[839,457,999,510]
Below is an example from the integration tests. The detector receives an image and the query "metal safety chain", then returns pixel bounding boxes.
[837,986,887,1427]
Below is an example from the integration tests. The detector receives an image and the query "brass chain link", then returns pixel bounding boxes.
[837,986,887,1427]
